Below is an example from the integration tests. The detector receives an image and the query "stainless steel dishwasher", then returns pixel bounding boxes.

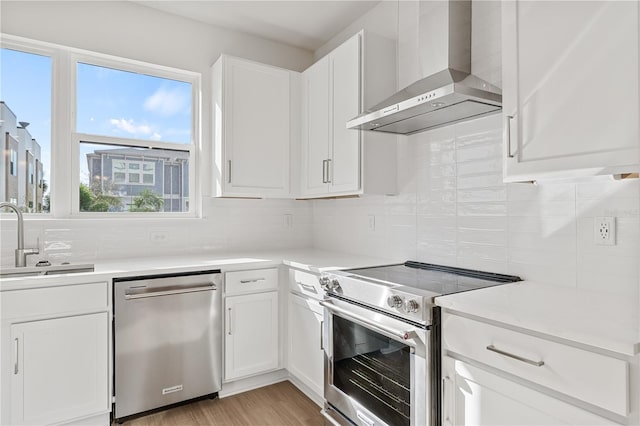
[113,270,221,422]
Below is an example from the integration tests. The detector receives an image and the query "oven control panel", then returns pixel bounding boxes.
[387,294,421,314]
[319,273,430,324]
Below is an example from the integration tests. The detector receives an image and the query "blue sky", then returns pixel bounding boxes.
[1,48,192,188]
[76,62,191,144]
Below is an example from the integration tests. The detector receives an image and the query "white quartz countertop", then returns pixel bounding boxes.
[0,248,396,291]
[435,280,640,357]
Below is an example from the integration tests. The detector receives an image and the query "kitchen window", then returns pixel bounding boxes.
[1,35,200,216]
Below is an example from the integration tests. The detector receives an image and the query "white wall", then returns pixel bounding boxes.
[314,0,398,62]
[0,1,313,72]
[0,1,315,266]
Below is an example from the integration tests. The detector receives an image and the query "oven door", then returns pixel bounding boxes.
[320,297,430,426]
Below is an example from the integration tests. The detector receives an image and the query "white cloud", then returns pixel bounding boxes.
[151,132,162,141]
[143,87,188,117]
[109,118,159,139]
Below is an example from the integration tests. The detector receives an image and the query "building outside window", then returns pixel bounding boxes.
[85,146,189,212]
[9,148,18,176]
[0,46,51,213]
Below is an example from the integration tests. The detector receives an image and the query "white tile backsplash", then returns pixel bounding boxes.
[1,198,313,266]
[312,114,640,295]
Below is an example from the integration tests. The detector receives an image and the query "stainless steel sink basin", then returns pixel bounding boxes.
[0,263,95,278]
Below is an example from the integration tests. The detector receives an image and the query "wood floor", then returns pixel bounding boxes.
[122,381,325,426]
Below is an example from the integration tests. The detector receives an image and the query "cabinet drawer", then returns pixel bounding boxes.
[289,269,323,300]
[225,268,278,295]
[1,282,108,319]
[443,314,628,416]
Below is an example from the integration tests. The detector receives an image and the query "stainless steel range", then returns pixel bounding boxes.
[319,261,521,426]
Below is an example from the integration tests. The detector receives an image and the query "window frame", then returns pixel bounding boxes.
[1,34,201,218]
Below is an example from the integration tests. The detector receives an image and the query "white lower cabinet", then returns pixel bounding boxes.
[1,281,110,426]
[287,292,323,397]
[224,268,279,381]
[442,357,615,426]
[11,313,109,425]
[441,311,628,425]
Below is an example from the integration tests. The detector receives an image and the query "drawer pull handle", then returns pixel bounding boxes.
[486,345,544,367]
[240,278,265,284]
[298,282,318,294]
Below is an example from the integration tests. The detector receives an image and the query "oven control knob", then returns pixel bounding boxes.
[319,275,330,290]
[387,295,403,308]
[328,279,341,291]
[403,299,420,313]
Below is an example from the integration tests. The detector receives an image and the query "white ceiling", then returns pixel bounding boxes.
[134,1,381,52]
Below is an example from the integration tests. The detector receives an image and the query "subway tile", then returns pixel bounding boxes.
[457,242,507,262]
[457,202,507,217]
[457,187,507,203]
[457,227,507,246]
[457,173,503,189]
[456,158,503,176]
[508,199,575,217]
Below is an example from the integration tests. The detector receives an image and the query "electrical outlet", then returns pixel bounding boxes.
[594,217,616,246]
[283,214,293,228]
[368,215,376,232]
[150,231,168,243]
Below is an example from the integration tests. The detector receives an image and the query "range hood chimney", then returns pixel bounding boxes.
[348,0,501,135]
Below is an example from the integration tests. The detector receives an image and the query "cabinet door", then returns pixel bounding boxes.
[503,1,640,182]
[10,313,109,425]
[225,292,279,381]
[443,357,617,425]
[330,33,361,194]
[301,56,330,196]
[224,58,291,196]
[287,293,323,397]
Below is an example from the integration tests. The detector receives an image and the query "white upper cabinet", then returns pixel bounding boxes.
[212,55,296,197]
[502,1,640,182]
[302,56,331,196]
[329,33,362,194]
[300,30,397,198]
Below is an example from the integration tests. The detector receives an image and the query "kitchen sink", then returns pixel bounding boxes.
[0,263,95,278]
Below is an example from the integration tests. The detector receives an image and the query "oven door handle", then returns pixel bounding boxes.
[320,300,418,347]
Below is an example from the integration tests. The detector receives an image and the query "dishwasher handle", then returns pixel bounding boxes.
[124,283,217,300]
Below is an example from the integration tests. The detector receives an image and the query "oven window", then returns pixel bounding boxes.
[332,315,411,426]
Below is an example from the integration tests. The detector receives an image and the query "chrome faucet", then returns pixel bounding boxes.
[0,202,39,267]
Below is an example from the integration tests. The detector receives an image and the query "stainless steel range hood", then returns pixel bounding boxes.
[348,0,501,135]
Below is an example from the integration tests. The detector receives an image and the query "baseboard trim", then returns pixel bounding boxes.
[287,375,323,407]
[219,369,288,398]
